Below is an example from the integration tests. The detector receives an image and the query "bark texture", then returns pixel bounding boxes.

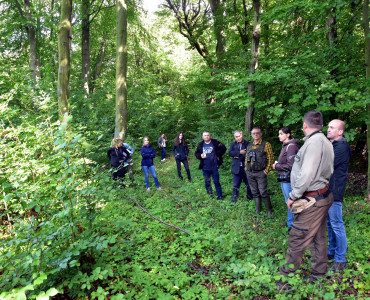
[57,0,72,120]
[245,0,261,133]
[81,0,90,94]
[364,0,370,200]
[115,0,128,139]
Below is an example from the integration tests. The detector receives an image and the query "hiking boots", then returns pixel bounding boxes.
[263,196,273,216]
[254,198,262,214]
[329,262,347,272]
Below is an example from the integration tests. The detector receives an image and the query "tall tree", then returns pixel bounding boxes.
[163,0,213,67]
[81,0,91,94]
[13,0,40,81]
[115,0,128,138]
[58,0,72,119]
[245,0,261,132]
[208,0,227,62]
[81,0,112,94]
[364,0,370,200]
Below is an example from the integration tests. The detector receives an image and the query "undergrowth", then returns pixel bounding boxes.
[0,120,369,299]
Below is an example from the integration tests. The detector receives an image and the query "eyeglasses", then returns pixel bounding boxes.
[251,132,261,135]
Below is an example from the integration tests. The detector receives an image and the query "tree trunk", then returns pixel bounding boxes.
[115,0,128,139]
[57,0,72,120]
[14,0,40,82]
[245,0,261,133]
[364,0,370,200]
[24,0,40,82]
[326,7,337,45]
[326,7,338,108]
[209,0,227,62]
[81,0,90,94]
[91,37,107,93]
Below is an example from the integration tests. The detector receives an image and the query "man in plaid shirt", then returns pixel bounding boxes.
[245,127,274,216]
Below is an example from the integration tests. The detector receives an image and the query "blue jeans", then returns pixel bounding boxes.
[202,169,222,198]
[142,165,160,188]
[281,182,294,227]
[161,147,166,160]
[327,201,347,262]
[232,167,252,201]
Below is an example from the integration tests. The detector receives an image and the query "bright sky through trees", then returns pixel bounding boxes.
[143,0,162,12]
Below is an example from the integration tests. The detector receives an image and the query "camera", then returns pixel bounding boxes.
[277,171,291,182]
[247,151,256,162]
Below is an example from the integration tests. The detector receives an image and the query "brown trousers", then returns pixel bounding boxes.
[280,192,334,276]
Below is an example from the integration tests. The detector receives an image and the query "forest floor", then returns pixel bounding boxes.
[1,153,369,299]
[76,154,369,299]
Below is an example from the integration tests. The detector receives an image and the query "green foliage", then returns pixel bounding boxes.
[0,0,369,298]
[1,113,368,298]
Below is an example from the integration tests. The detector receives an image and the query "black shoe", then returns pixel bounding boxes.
[217,196,224,200]
[328,262,347,273]
[307,274,323,284]
[327,254,334,261]
[275,280,292,292]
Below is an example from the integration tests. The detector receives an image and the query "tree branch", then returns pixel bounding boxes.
[129,196,191,236]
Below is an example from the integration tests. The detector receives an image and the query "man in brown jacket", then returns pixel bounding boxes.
[276,111,334,290]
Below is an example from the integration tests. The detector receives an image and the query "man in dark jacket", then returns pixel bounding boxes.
[195,131,226,199]
[229,130,252,202]
[326,119,352,272]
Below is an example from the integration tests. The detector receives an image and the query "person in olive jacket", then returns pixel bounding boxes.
[228,130,253,202]
[195,131,226,200]
[172,132,192,181]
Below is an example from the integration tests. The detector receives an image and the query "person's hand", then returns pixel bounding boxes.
[272,164,276,170]
[240,149,246,155]
[201,153,206,159]
[264,170,268,175]
[287,198,294,209]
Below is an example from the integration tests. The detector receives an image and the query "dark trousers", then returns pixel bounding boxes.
[161,147,166,160]
[246,170,269,198]
[176,158,191,180]
[126,164,134,182]
[112,165,126,186]
[280,192,334,276]
[232,167,252,200]
[202,168,222,198]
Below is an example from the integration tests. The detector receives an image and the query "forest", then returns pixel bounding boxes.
[0,0,369,298]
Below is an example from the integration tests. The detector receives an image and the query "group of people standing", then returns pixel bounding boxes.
[108,110,351,287]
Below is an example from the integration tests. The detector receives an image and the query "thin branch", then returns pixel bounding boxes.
[129,196,191,236]
[88,0,106,25]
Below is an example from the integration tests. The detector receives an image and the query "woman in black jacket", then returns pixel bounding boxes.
[107,138,131,181]
[172,132,191,181]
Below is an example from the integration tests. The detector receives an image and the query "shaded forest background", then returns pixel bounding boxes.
[0,0,369,298]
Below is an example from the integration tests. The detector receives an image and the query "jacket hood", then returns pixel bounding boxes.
[283,138,300,146]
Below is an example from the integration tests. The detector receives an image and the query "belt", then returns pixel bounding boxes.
[303,184,329,197]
